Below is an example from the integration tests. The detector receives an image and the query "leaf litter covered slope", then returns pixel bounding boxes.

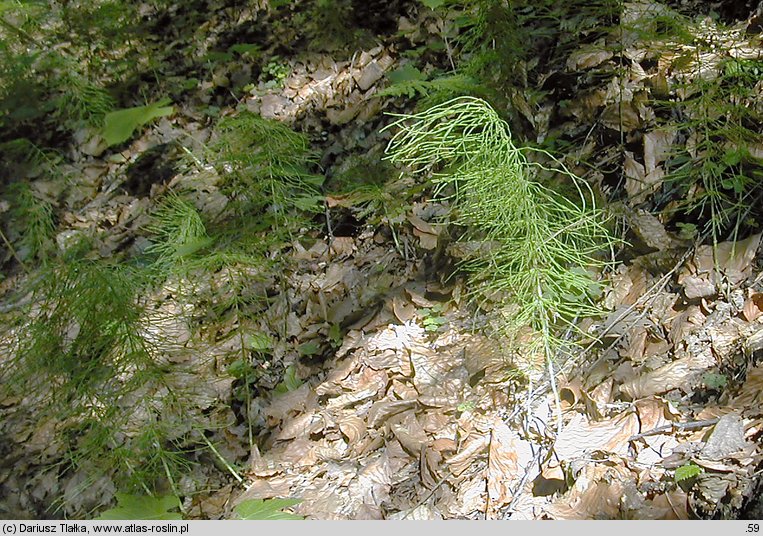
[1,0,763,521]
[224,0,763,520]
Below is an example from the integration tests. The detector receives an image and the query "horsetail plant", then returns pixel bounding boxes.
[384,97,617,419]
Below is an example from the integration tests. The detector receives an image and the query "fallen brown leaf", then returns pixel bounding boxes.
[742,292,763,322]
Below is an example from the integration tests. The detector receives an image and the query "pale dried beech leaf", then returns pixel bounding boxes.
[486,419,533,512]
[329,236,354,257]
[366,399,417,428]
[347,452,392,506]
[447,432,490,475]
[236,476,293,503]
[338,414,366,445]
[546,463,632,519]
[619,359,697,399]
[589,378,615,414]
[742,293,763,322]
[409,344,459,389]
[650,491,690,520]
[276,412,324,441]
[567,46,613,70]
[286,311,302,338]
[417,377,465,408]
[264,383,313,422]
[635,398,676,431]
[601,101,641,131]
[414,229,438,250]
[326,387,380,409]
[407,214,436,235]
[391,413,429,455]
[362,348,411,376]
[731,366,763,410]
[626,208,677,251]
[366,322,419,352]
[554,411,639,460]
[643,129,675,173]
[451,472,488,517]
[621,327,648,361]
[700,413,751,461]
[624,151,646,199]
[316,354,359,395]
[338,366,388,393]
[276,437,320,466]
[314,440,349,461]
[392,294,416,322]
[320,263,351,290]
[681,275,717,300]
[745,329,763,357]
[710,321,744,359]
[604,264,650,308]
[681,234,762,295]
[394,504,440,520]
[296,478,348,519]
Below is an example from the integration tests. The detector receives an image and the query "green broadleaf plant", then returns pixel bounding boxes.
[102,99,174,147]
[234,498,303,520]
[420,0,446,9]
[385,97,616,369]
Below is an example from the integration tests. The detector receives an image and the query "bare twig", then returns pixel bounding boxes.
[627,418,720,442]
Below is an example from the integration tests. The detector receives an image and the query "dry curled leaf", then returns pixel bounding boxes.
[742,292,763,322]
[338,415,366,444]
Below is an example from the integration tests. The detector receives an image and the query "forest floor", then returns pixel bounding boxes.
[1,0,763,520]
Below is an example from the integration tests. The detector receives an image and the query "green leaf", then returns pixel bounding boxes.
[387,65,425,84]
[674,463,703,482]
[245,332,273,352]
[298,341,320,356]
[102,99,174,147]
[96,494,183,520]
[229,43,261,56]
[234,498,303,520]
[274,365,302,394]
[423,316,446,326]
[328,323,342,346]
[420,0,446,9]
[702,372,728,390]
[676,222,697,241]
[227,359,252,379]
[174,236,213,257]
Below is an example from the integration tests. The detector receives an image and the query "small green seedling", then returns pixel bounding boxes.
[702,372,728,390]
[260,56,290,87]
[674,462,703,483]
[419,304,447,333]
[328,323,343,347]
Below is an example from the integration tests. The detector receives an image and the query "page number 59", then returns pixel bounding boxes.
[747,524,760,533]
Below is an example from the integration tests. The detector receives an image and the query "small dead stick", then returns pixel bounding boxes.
[502,444,545,519]
[401,464,483,519]
[324,199,334,261]
[402,473,450,518]
[628,418,720,442]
